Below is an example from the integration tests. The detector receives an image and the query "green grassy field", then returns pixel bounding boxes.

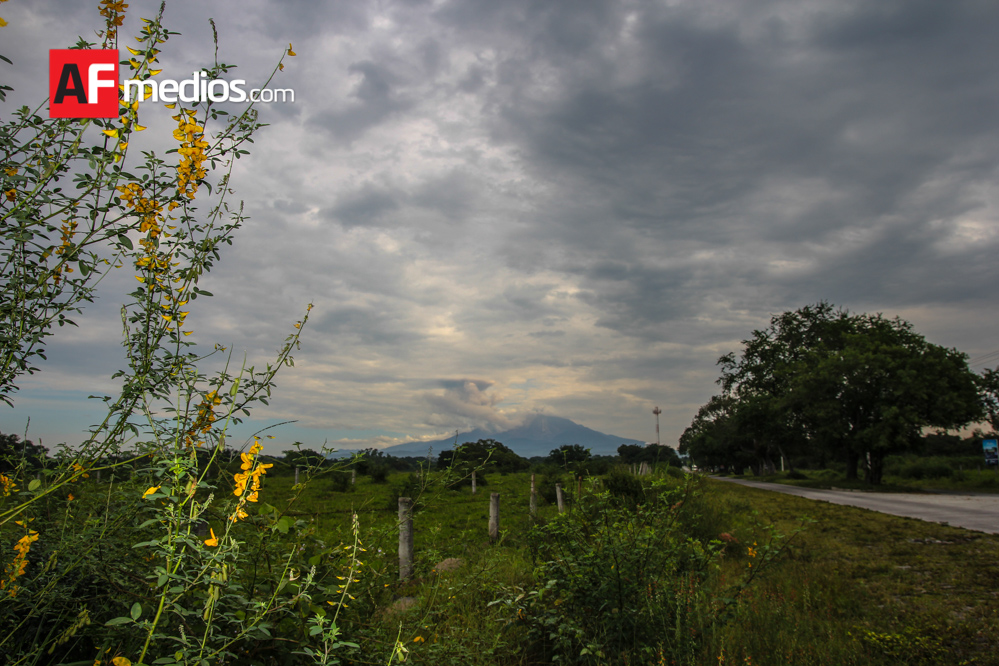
[6,467,998,665]
[722,465,999,493]
[245,469,999,665]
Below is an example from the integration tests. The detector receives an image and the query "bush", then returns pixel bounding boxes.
[603,468,646,508]
[369,463,390,484]
[897,460,954,480]
[328,469,353,492]
[520,479,717,664]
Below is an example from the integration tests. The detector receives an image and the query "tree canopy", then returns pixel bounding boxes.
[682,303,983,484]
[617,443,682,468]
[437,439,529,474]
[547,444,592,471]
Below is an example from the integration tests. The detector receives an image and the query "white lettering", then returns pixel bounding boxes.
[207,79,228,102]
[87,63,115,105]
[123,79,157,103]
[227,80,247,103]
[179,72,199,103]
[159,79,178,103]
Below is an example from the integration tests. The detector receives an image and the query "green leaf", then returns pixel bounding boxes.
[105,616,133,626]
[130,602,142,620]
[274,515,294,534]
[27,479,40,492]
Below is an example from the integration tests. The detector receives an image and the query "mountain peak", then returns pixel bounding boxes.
[378,415,645,458]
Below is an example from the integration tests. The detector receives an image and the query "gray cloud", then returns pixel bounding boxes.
[5,0,999,453]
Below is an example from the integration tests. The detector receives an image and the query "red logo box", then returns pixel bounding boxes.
[49,50,119,118]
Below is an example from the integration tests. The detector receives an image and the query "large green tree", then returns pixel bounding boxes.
[438,439,529,474]
[976,367,999,434]
[703,303,982,484]
[679,394,752,472]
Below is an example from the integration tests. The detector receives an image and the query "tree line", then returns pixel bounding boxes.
[680,302,994,484]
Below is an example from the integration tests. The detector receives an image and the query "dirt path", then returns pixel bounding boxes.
[712,477,999,534]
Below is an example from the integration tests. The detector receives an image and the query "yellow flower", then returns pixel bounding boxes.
[413,636,424,643]
[112,657,132,666]
[204,528,218,547]
[287,43,296,56]
[142,486,160,498]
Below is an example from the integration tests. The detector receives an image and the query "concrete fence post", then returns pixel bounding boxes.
[398,497,414,581]
[556,483,565,513]
[471,470,477,495]
[294,466,299,486]
[351,468,357,485]
[529,474,537,517]
[577,475,582,498]
[489,492,500,542]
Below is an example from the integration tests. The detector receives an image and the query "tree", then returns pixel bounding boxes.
[791,313,981,483]
[282,446,328,470]
[976,367,999,434]
[617,443,682,468]
[0,431,48,473]
[438,439,529,475]
[679,395,760,473]
[548,443,591,471]
[703,303,982,484]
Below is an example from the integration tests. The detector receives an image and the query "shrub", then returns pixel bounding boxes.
[369,463,390,483]
[603,468,645,508]
[519,478,719,665]
[328,469,353,492]
[897,460,954,480]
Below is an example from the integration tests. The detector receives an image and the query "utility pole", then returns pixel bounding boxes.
[652,406,662,447]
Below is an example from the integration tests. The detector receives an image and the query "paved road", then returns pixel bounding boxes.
[711,477,999,534]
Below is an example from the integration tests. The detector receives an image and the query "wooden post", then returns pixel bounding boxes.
[489,493,500,542]
[577,475,582,498]
[556,483,565,513]
[529,474,537,517]
[398,497,414,580]
[294,466,299,485]
[471,470,477,495]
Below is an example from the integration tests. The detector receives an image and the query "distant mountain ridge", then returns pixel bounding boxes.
[376,414,646,458]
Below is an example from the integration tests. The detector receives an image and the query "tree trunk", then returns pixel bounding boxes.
[866,452,884,486]
[845,449,859,480]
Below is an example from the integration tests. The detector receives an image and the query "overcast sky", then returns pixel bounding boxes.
[3,0,999,454]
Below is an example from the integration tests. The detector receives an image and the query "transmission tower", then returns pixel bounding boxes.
[652,406,662,446]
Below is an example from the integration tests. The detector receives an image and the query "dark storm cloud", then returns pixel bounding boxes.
[307,60,414,143]
[326,183,402,228]
[9,0,999,451]
[450,0,999,339]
